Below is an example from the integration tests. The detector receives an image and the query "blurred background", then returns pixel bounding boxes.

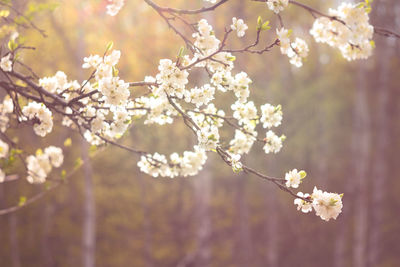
[0,0,399,266]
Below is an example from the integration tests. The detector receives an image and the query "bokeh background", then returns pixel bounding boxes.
[0,0,400,266]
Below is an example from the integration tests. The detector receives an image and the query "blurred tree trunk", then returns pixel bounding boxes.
[41,203,55,267]
[82,140,96,267]
[77,8,96,267]
[8,213,21,267]
[264,186,278,267]
[352,63,371,267]
[193,161,212,267]
[139,176,154,267]
[7,1,24,266]
[368,1,395,265]
[173,179,186,264]
[191,11,215,265]
[231,3,254,266]
[0,182,21,267]
[315,52,328,188]
[234,173,253,266]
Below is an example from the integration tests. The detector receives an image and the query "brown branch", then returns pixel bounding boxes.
[143,0,230,15]
[374,26,400,39]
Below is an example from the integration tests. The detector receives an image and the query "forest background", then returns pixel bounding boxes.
[0,0,399,266]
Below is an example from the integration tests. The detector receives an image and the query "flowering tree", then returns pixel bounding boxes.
[0,0,398,221]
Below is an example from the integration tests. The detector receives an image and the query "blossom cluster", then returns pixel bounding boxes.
[231,17,248,38]
[138,146,207,178]
[310,2,374,60]
[285,168,306,188]
[284,169,343,221]
[22,102,53,137]
[267,0,289,14]
[0,8,350,222]
[86,18,285,176]
[277,28,309,67]
[81,50,132,144]
[26,146,63,184]
[294,187,343,221]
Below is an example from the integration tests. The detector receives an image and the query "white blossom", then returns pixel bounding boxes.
[288,38,309,67]
[0,97,13,133]
[0,168,5,183]
[231,17,248,38]
[285,168,306,188]
[197,125,220,151]
[193,19,221,56]
[106,0,124,16]
[228,153,243,172]
[82,54,102,69]
[231,101,258,126]
[312,187,343,221]
[185,84,215,107]
[267,0,289,14]
[260,103,282,128]
[231,72,251,103]
[229,130,256,155]
[2,97,13,114]
[0,139,9,158]
[310,2,374,60]
[26,146,63,184]
[138,146,207,178]
[0,54,12,72]
[277,28,309,67]
[98,77,130,106]
[44,146,64,168]
[155,59,189,98]
[22,102,53,137]
[263,130,284,154]
[26,154,48,184]
[294,192,313,213]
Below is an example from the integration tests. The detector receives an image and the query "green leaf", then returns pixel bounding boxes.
[35,148,43,156]
[256,16,263,30]
[370,40,375,48]
[299,170,307,179]
[106,41,114,52]
[61,169,67,180]
[10,148,22,155]
[18,196,27,206]
[74,157,83,168]
[45,181,51,190]
[329,198,338,206]
[261,21,270,31]
[232,167,243,173]
[8,39,17,51]
[64,138,72,147]
[177,46,185,58]
[89,145,97,153]
[112,66,119,77]
[0,10,10,17]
